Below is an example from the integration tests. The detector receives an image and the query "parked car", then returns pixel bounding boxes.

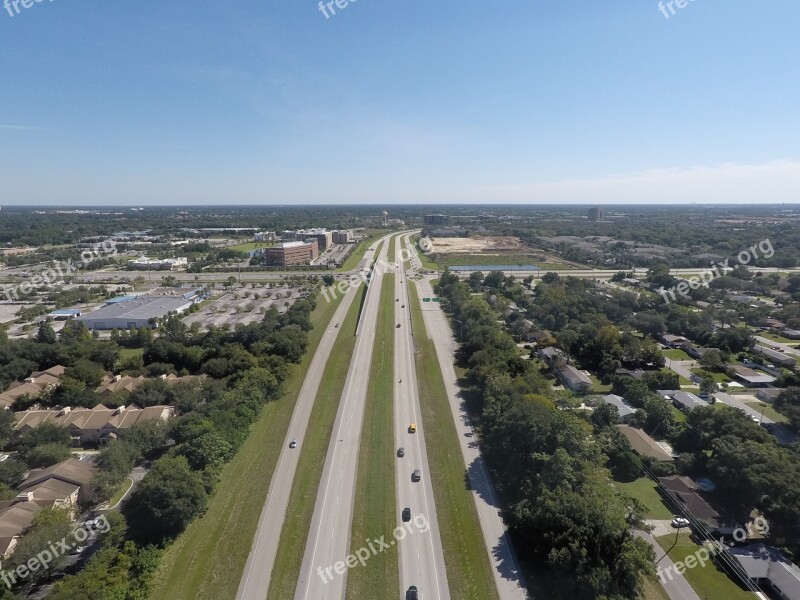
[671,517,690,528]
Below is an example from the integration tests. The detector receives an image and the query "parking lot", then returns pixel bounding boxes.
[183,284,305,328]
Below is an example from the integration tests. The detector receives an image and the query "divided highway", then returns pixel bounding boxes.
[403,233,529,600]
[236,239,388,600]
[294,236,392,599]
[393,237,450,600]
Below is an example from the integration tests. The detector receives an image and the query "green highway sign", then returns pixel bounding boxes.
[423,297,431,302]
[432,298,441,302]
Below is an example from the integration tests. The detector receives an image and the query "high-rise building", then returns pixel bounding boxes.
[424,214,448,225]
[588,208,605,222]
[262,240,319,266]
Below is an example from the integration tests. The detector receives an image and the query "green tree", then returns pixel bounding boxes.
[122,456,208,545]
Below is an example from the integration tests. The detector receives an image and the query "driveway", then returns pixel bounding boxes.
[635,530,701,600]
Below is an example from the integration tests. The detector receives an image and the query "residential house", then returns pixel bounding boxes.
[754,346,797,368]
[537,346,567,366]
[659,334,691,349]
[555,364,592,393]
[658,390,708,412]
[14,404,174,446]
[18,458,98,506]
[0,499,42,560]
[600,394,636,423]
[616,425,674,462]
[657,475,737,535]
[757,388,784,403]
[0,365,66,410]
[731,365,777,388]
[782,329,800,341]
[727,543,800,600]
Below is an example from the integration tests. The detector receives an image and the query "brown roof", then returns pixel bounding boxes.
[21,479,81,507]
[20,458,97,491]
[95,375,145,394]
[617,425,674,462]
[14,405,173,434]
[0,500,42,555]
[658,476,727,528]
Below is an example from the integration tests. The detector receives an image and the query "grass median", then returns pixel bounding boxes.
[267,282,367,600]
[149,286,348,600]
[345,273,398,600]
[406,280,500,600]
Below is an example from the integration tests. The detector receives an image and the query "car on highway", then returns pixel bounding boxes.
[289,439,297,449]
[401,304,405,308]
[335,323,339,328]
[396,323,401,328]
[402,507,411,522]
[406,585,418,600]
[408,423,416,433]
[412,469,421,482]
[397,447,405,457]
[671,517,690,528]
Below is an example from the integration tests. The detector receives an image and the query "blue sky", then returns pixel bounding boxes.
[1,1,799,205]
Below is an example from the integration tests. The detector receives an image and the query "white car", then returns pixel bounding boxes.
[671,517,690,528]
[289,439,297,449]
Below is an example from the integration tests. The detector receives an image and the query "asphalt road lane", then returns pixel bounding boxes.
[235,269,365,600]
[294,236,393,600]
[394,236,450,600]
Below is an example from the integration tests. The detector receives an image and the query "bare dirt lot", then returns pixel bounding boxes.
[430,236,524,254]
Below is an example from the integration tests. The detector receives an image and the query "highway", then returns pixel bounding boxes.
[393,236,450,600]
[405,234,529,600]
[294,235,392,600]
[235,246,371,600]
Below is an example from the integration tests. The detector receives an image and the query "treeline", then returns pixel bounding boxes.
[0,295,316,596]
[436,271,655,600]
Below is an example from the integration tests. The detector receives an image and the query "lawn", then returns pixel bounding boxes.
[148,286,348,600]
[614,478,673,520]
[654,533,757,600]
[267,283,367,600]
[346,274,399,599]
[639,575,671,600]
[436,253,544,268]
[338,232,385,272]
[228,241,272,252]
[407,280,500,600]
[663,348,691,360]
[412,235,440,271]
[118,347,143,360]
[744,401,789,423]
[691,368,731,384]
[589,374,612,394]
[107,477,133,509]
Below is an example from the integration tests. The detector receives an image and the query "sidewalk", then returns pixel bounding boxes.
[414,276,529,600]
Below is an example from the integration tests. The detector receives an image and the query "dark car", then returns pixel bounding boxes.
[397,447,405,457]
[396,324,401,328]
[412,469,421,482]
[406,586,418,600]
[402,507,411,522]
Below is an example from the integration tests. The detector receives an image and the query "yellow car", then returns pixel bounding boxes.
[408,423,417,433]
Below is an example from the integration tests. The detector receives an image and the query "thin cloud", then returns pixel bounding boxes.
[0,124,43,131]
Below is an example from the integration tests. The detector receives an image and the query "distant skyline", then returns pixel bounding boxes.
[2,2,799,205]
